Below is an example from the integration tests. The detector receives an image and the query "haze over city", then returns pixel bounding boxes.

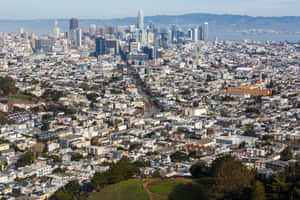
[0,0,300,19]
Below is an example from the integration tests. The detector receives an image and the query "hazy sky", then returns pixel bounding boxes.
[0,0,299,19]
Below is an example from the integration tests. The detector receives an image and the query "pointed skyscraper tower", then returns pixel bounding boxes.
[53,19,60,38]
[137,9,144,30]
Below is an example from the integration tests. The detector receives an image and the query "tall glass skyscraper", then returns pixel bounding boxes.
[76,28,82,47]
[137,9,144,30]
[95,37,106,56]
[203,22,208,41]
[198,26,203,41]
[70,18,79,31]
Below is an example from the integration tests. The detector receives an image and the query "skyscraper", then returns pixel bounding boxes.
[187,29,193,40]
[137,9,144,30]
[95,37,119,56]
[90,24,96,36]
[192,28,198,42]
[95,37,106,56]
[53,20,60,38]
[75,28,82,47]
[70,18,79,31]
[203,22,208,41]
[198,26,203,41]
[171,25,177,43]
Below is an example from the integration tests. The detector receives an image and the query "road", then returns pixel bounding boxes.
[126,64,159,118]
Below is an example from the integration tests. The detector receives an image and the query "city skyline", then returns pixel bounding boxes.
[0,0,299,20]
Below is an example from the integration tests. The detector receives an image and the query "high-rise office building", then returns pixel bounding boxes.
[192,28,198,42]
[161,32,168,49]
[203,22,208,41]
[171,25,177,43]
[76,28,82,47]
[90,24,96,36]
[198,26,203,41]
[70,18,79,31]
[188,29,193,40]
[107,26,114,35]
[96,37,106,56]
[137,9,144,30]
[137,29,146,45]
[106,39,119,55]
[53,20,60,38]
[35,39,53,52]
[95,37,119,56]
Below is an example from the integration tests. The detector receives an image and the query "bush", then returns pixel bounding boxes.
[16,152,35,168]
[0,76,16,96]
[170,151,189,162]
[71,153,84,161]
[190,161,207,178]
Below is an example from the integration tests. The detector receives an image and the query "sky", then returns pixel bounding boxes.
[0,0,299,19]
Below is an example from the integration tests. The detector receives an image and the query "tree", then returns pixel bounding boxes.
[239,141,247,149]
[89,157,140,191]
[129,143,141,151]
[190,161,208,178]
[280,146,293,161]
[251,181,266,200]
[254,96,262,104]
[152,170,162,178]
[244,124,256,137]
[42,89,66,102]
[89,172,108,191]
[41,154,62,163]
[16,152,35,168]
[266,174,290,200]
[64,180,81,195]
[41,122,50,131]
[50,190,72,200]
[0,76,16,96]
[86,93,99,102]
[53,168,67,174]
[80,83,90,90]
[208,155,257,200]
[0,112,8,125]
[170,151,189,162]
[71,153,84,161]
[51,180,81,200]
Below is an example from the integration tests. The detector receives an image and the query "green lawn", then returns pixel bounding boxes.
[89,179,149,200]
[148,180,180,196]
[168,182,205,200]
[148,178,204,200]
[89,178,204,200]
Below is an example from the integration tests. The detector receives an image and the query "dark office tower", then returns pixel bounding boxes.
[107,27,114,35]
[171,25,177,43]
[161,32,168,49]
[70,18,79,30]
[95,37,106,56]
[187,29,192,40]
[34,39,53,52]
[106,39,119,55]
[148,22,154,33]
[99,27,106,36]
[198,26,203,40]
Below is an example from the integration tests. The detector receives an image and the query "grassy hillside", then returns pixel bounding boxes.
[89,179,149,200]
[89,178,203,200]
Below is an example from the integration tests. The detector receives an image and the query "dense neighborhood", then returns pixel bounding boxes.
[0,15,299,200]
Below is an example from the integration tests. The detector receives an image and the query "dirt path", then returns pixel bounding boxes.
[143,179,168,200]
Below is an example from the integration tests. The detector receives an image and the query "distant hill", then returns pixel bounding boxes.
[0,13,299,37]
